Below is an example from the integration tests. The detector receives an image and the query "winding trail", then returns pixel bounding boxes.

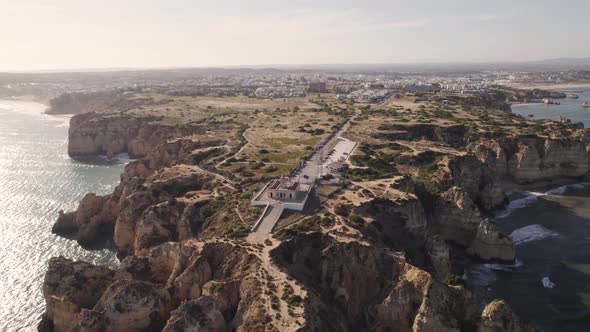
[246,233,307,331]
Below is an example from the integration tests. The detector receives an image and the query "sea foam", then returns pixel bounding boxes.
[97,153,135,164]
[495,182,590,219]
[509,224,559,245]
[542,277,556,288]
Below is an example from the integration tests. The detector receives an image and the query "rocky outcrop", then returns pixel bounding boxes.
[54,160,216,256]
[433,187,484,246]
[478,299,535,332]
[271,232,484,331]
[56,116,228,254]
[42,242,268,331]
[73,280,173,332]
[46,91,159,115]
[42,257,114,332]
[53,193,117,247]
[163,297,228,332]
[440,155,506,210]
[433,187,515,262]
[467,220,515,261]
[426,235,452,279]
[470,138,590,184]
[376,123,468,148]
[114,165,215,257]
[356,196,430,268]
[68,112,204,158]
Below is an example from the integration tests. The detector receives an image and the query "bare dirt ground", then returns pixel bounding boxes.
[246,234,307,331]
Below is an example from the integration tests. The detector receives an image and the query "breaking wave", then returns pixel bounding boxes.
[96,153,135,164]
[463,259,524,286]
[509,224,559,245]
[542,277,556,289]
[495,182,590,219]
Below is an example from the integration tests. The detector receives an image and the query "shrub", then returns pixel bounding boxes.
[212,283,224,294]
[444,274,463,286]
[251,162,265,170]
[348,214,364,225]
[265,165,278,173]
[286,294,303,306]
[226,224,250,238]
[334,205,350,217]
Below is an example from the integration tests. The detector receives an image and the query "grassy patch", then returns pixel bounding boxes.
[264,136,323,149]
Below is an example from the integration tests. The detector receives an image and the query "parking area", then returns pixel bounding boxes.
[320,137,357,176]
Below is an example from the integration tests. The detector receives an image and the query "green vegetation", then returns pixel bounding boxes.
[225,223,250,238]
[265,165,279,173]
[417,161,439,179]
[444,274,464,286]
[212,283,224,294]
[334,205,350,217]
[263,136,322,149]
[348,214,364,226]
[286,294,303,306]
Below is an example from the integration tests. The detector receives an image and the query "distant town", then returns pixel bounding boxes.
[2,67,590,106]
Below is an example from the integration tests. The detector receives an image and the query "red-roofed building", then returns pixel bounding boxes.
[267,176,302,201]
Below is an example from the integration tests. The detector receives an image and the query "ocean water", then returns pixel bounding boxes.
[464,88,590,331]
[511,86,590,127]
[0,100,123,331]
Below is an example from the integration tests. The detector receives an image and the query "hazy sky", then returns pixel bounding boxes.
[1,0,589,70]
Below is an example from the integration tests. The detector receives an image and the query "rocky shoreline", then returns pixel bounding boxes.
[38,91,590,331]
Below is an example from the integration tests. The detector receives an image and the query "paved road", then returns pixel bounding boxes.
[296,112,358,184]
[252,112,359,234]
[253,202,284,234]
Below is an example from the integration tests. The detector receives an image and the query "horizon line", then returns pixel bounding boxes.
[2,57,590,74]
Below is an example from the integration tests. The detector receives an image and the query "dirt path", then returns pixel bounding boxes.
[246,233,307,331]
[192,165,236,189]
[215,117,262,169]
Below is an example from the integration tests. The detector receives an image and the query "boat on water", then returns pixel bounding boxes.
[567,93,579,99]
[582,101,590,108]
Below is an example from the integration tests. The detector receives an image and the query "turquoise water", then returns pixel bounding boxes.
[0,100,123,331]
[464,88,590,331]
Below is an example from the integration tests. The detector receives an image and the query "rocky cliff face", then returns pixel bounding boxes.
[46,91,160,115]
[470,137,590,184]
[44,103,578,331]
[41,242,273,332]
[433,187,515,262]
[41,257,114,332]
[54,131,227,255]
[270,232,521,332]
[68,112,205,158]
[478,300,535,332]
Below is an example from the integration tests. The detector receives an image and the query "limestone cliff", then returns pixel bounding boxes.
[41,257,114,332]
[433,187,515,262]
[470,137,590,184]
[42,242,273,332]
[68,112,204,158]
[44,99,579,331]
[54,133,226,254]
[270,232,518,332]
[478,299,535,332]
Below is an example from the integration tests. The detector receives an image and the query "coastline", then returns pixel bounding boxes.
[0,100,122,330]
[507,82,590,90]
